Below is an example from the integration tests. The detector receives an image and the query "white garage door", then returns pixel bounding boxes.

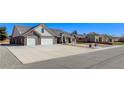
[41,38,53,45]
[27,38,36,46]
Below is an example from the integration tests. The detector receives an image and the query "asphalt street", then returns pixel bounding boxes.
[0,46,22,68]
[1,46,124,69]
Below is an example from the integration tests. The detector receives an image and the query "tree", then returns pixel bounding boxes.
[83,33,86,36]
[87,32,99,39]
[72,30,78,35]
[0,27,8,41]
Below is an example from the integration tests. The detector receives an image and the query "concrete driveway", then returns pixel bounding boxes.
[7,45,93,64]
[7,44,123,64]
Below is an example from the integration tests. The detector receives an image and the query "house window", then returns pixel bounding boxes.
[41,28,44,33]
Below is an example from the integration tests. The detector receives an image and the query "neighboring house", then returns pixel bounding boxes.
[86,32,113,43]
[118,36,124,42]
[75,34,87,43]
[99,34,113,43]
[10,24,76,46]
[86,32,100,43]
[112,37,120,42]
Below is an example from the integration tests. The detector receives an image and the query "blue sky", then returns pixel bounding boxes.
[0,23,124,36]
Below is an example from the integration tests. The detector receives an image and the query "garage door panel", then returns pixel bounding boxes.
[41,38,53,45]
[27,38,35,46]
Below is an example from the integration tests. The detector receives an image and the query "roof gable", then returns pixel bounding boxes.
[16,26,31,34]
[33,24,53,36]
[22,24,55,36]
[12,25,31,37]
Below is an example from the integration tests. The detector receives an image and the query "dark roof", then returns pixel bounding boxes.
[12,24,72,37]
[16,25,31,34]
[112,36,120,39]
[49,28,71,37]
[12,25,32,37]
